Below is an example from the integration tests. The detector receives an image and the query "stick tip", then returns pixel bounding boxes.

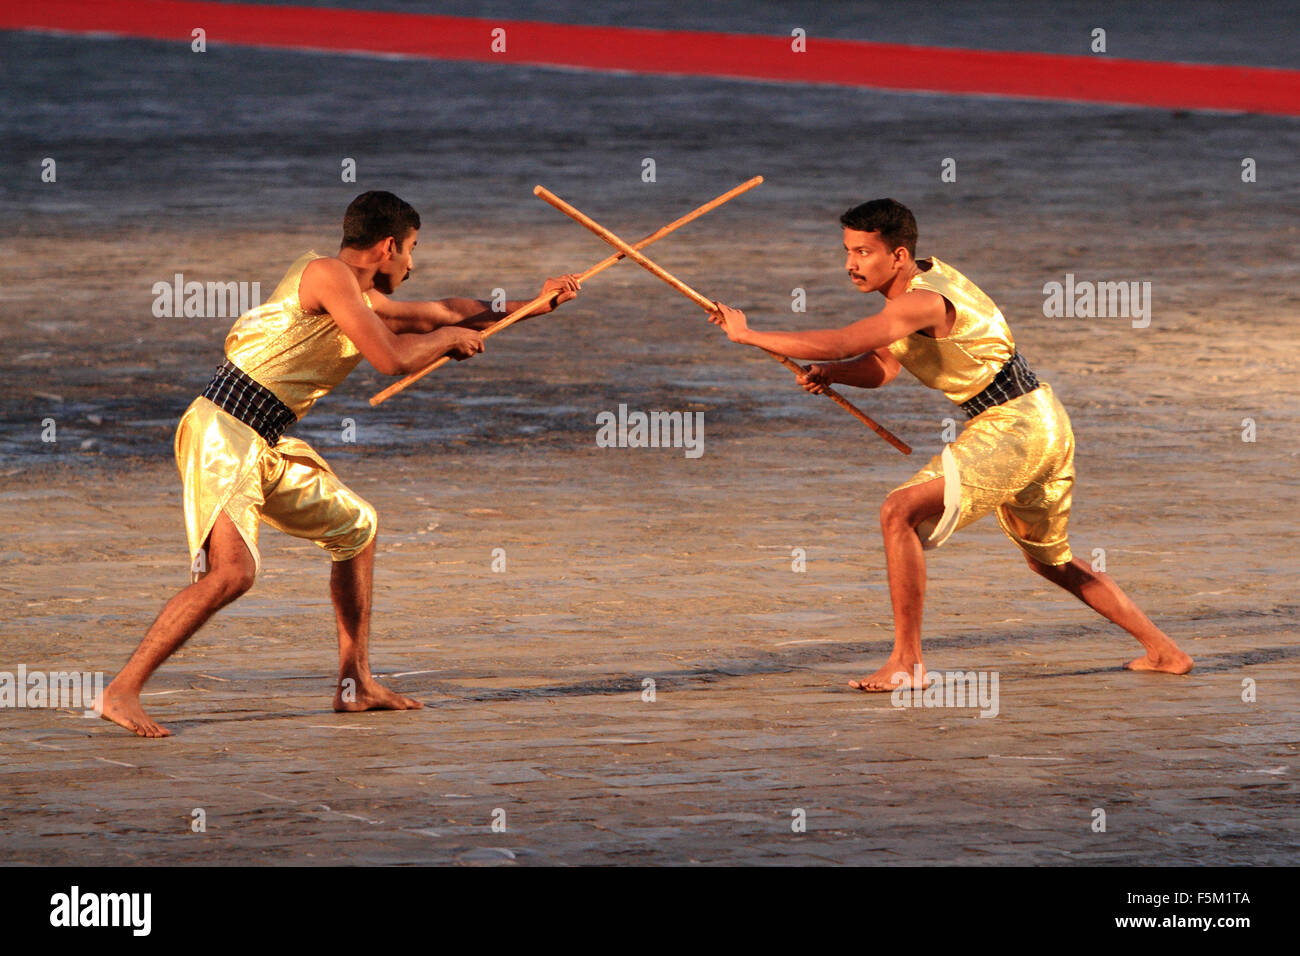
[532,184,544,195]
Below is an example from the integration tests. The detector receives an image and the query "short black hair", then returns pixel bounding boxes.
[840,199,917,257]
[341,191,421,250]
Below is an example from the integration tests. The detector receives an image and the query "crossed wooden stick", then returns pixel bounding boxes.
[370,177,762,406]
[370,178,910,455]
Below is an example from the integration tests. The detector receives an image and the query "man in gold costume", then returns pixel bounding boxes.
[99,191,581,736]
[709,199,1192,691]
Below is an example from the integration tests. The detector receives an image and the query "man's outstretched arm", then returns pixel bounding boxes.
[710,289,944,361]
[796,349,902,394]
[370,275,581,333]
[300,258,485,376]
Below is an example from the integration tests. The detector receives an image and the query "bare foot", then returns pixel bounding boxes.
[849,660,926,693]
[1125,647,1194,674]
[334,677,424,713]
[95,683,171,738]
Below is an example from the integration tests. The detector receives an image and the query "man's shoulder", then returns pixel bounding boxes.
[294,252,351,315]
[897,285,948,312]
[297,254,378,320]
[300,252,346,281]
[897,269,952,315]
[910,255,995,303]
[915,255,960,281]
[298,253,358,297]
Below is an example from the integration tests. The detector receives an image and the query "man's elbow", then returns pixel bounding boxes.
[370,348,406,377]
[863,351,901,388]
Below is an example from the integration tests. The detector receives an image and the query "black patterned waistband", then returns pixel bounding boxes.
[200,359,297,445]
[959,352,1041,419]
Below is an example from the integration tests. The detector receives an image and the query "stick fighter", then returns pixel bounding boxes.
[97,191,580,736]
[708,199,1193,690]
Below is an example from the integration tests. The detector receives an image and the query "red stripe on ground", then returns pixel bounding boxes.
[4,0,1297,115]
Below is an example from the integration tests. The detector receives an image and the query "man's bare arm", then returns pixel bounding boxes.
[299,258,483,375]
[797,349,902,394]
[369,275,581,334]
[710,290,945,361]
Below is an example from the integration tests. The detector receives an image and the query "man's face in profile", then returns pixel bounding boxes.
[843,227,901,294]
[374,230,417,294]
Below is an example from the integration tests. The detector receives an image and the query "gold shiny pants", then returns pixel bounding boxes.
[174,398,377,576]
[893,383,1075,565]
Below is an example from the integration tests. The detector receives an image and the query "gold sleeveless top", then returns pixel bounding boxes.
[885,256,1015,404]
[223,251,366,419]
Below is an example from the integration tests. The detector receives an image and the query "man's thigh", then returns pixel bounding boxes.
[260,457,377,561]
[997,469,1074,566]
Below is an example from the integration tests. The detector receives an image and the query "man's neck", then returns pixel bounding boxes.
[881,261,921,300]
[336,248,377,292]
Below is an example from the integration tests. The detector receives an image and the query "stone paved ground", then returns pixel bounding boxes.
[3,450,1295,866]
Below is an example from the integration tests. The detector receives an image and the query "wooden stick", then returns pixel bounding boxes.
[533,185,912,455]
[369,176,765,406]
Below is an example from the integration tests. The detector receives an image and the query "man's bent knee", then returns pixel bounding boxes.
[205,566,255,604]
[880,492,911,532]
[881,488,941,536]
